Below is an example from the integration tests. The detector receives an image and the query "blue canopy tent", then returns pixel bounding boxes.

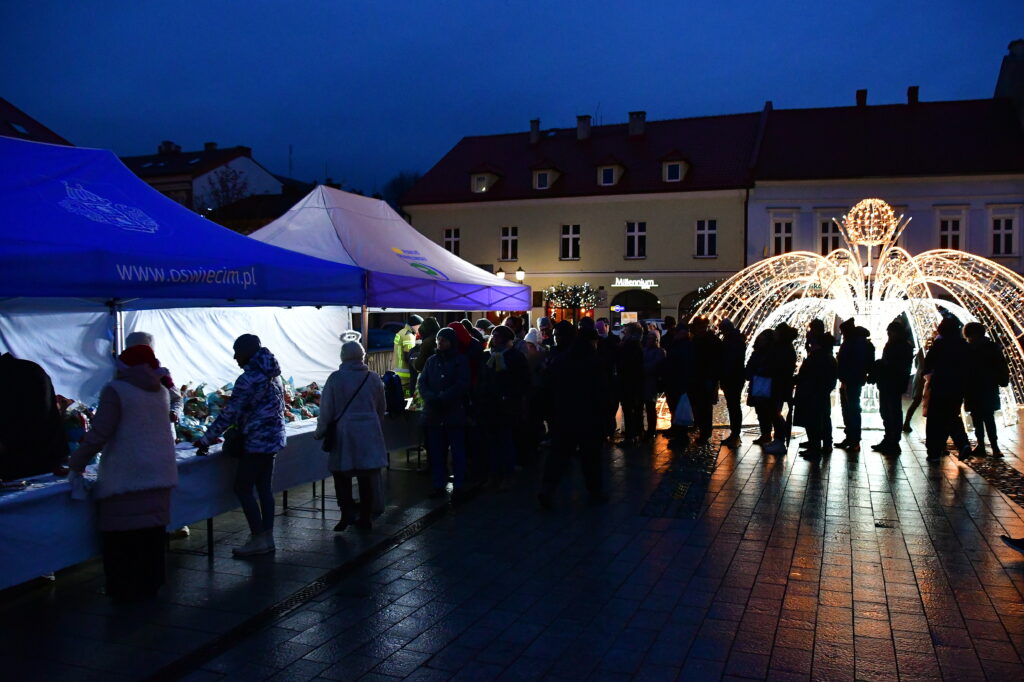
[0,137,365,309]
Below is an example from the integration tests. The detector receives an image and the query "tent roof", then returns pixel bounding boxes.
[250,186,530,311]
[0,138,365,309]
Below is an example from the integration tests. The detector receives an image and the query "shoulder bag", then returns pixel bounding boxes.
[321,373,371,452]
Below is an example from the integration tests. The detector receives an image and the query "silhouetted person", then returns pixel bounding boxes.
[718,319,746,447]
[763,323,798,455]
[616,323,645,442]
[746,329,777,446]
[963,322,1009,458]
[538,328,609,509]
[0,352,68,481]
[902,346,928,433]
[794,332,837,459]
[595,317,619,438]
[923,318,971,461]
[419,327,471,498]
[689,316,722,445]
[476,325,530,488]
[641,329,666,439]
[663,321,693,437]
[661,316,677,349]
[835,319,874,452]
[872,321,914,456]
[805,318,826,350]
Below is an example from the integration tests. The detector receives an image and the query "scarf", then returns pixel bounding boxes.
[487,348,508,372]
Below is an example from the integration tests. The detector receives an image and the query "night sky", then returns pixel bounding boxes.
[2,1,1022,194]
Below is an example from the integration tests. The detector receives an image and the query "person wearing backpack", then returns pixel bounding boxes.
[316,341,387,531]
[963,323,1009,458]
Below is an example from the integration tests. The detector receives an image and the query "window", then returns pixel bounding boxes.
[772,217,793,255]
[625,221,646,259]
[663,162,682,182]
[560,224,580,260]
[443,228,460,256]
[696,219,717,257]
[939,213,962,250]
[600,167,616,186]
[471,173,497,193]
[499,226,518,261]
[820,219,842,254]
[534,171,549,190]
[992,212,1016,256]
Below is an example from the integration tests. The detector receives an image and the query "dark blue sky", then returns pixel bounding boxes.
[3,1,1022,193]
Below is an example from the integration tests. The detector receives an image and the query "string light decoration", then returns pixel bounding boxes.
[544,281,601,318]
[695,198,1024,420]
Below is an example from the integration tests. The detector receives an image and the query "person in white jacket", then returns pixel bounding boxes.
[315,341,387,531]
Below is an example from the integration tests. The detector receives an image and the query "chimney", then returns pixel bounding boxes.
[856,89,867,107]
[204,141,217,152]
[907,86,919,105]
[529,119,540,146]
[157,140,180,155]
[628,111,646,136]
[576,115,591,141]
[995,39,1024,128]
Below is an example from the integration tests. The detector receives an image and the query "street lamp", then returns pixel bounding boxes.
[515,267,526,282]
[495,268,506,279]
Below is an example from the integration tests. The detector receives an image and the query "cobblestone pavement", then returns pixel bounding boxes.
[177,410,1024,682]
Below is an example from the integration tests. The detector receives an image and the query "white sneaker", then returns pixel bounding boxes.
[233,532,274,557]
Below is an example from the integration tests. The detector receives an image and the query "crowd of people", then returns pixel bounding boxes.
[3,309,1021,601]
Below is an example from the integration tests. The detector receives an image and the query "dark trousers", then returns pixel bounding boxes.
[691,396,714,441]
[621,395,644,439]
[754,402,774,437]
[101,526,166,601]
[332,470,373,522]
[971,410,999,447]
[840,382,863,443]
[489,424,517,477]
[542,432,602,496]
[926,400,970,456]
[643,398,658,434]
[427,424,466,490]
[722,381,743,436]
[878,388,903,446]
[234,452,276,534]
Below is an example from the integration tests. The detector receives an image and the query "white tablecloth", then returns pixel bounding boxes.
[0,421,328,591]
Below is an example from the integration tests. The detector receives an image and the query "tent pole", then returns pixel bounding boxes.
[109,300,124,356]
[361,305,369,342]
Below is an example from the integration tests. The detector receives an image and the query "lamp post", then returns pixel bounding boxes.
[515,267,525,282]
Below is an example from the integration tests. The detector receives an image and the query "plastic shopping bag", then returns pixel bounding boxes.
[673,393,695,427]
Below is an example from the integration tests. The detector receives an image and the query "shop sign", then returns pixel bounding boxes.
[612,277,658,289]
[610,305,626,312]
[620,312,638,324]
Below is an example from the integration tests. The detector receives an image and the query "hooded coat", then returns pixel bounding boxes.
[413,317,442,372]
[418,347,471,428]
[202,347,286,454]
[793,346,838,428]
[316,360,388,472]
[964,336,1008,413]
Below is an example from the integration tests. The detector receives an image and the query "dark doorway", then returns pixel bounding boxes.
[610,289,661,324]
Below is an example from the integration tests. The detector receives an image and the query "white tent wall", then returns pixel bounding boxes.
[0,301,115,405]
[124,306,353,391]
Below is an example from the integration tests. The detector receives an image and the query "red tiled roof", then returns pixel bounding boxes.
[121,145,253,179]
[755,98,1024,180]
[402,112,763,205]
[0,98,72,146]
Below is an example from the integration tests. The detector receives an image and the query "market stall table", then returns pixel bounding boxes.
[0,420,327,591]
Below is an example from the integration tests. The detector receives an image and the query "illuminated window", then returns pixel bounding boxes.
[443,228,460,256]
[939,213,963,250]
[625,221,646,259]
[560,224,580,260]
[534,171,549,190]
[696,219,717,257]
[499,226,518,261]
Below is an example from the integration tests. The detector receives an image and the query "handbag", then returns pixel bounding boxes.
[222,425,245,458]
[750,375,772,399]
[672,393,694,427]
[321,373,371,452]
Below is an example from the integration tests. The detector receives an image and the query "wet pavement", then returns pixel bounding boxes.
[2,406,1024,681]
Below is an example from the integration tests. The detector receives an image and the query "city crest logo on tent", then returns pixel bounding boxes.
[391,247,450,280]
[58,181,159,233]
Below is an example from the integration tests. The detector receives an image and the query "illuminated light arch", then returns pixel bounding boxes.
[695,198,1024,418]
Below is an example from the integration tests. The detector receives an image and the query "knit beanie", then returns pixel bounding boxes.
[437,327,458,346]
[340,340,366,362]
[120,344,159,369]
[125,331,154,348]
[408,314,424,326]
[233,333,262,356]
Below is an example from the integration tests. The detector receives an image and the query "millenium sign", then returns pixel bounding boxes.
[695,198,1024,419]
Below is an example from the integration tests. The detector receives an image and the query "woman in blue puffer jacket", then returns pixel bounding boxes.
[196,334,286,557]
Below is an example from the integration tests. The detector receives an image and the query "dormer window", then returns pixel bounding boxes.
[663,162,685,182]
[470,172,498,193]
[534,170,550,190]
[598,166,619,187]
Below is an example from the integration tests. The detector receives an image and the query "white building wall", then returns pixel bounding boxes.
[747,176,1024,274]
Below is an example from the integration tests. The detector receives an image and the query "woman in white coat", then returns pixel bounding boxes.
[315,341,387,531]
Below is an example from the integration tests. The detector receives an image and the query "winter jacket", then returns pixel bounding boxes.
[642,346,667,401]
[201,347,287,454]
[770,341,797,403]
[794,347,837,427]
[616,338,645,400]
[541,342,609,437]
[720,329,747,387]
[476,347,530,424]
[316,362,388,472]
[0,353,68,480]
[663,335,695,398]
[964,337,1008,413]
[414,318,442,373]
[417,349,471,428]
[874,339,913,394]
[689,332,723,403]
[448,322,483,387]
[393,325,416,382]
[923,335,968,408]
[837,334,875,386]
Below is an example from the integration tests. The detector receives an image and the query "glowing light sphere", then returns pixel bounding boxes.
[695,198,1024,421]
[841,198,901,246]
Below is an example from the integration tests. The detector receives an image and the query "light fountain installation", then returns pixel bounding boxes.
[695,198,1024,421]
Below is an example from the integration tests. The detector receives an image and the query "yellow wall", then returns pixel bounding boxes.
[406,190,746,318]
